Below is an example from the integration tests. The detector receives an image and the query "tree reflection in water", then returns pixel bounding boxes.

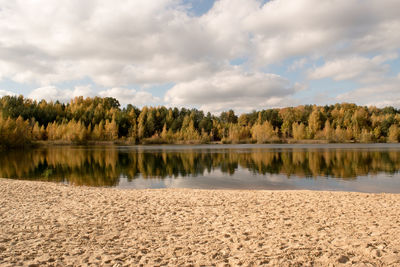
[1,146,400,187]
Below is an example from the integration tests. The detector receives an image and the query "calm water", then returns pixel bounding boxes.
[2,144,400,193]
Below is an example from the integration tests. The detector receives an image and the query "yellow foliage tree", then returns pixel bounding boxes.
[360,128,373,143]
[388,124,400,143]
[323,121,334,141]
[251,121,278,143]
[308,107,321,138]
[0,116,31,148]
[292,122,306,140]
[104,119,118,141]
[334,126,346,142]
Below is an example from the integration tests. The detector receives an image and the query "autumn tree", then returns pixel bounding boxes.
[251,121,278,143]
[292,122,306,140]
[322,120,334,141]
[307,106,322,139]
[388,124,400,143]
[104,119,118,141]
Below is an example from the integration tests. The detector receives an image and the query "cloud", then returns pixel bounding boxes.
[28,85,93,102]
[288,58,308,72]
[308,54,398,83]
[27,85,158,106]
[245,0,400,65]
[0,0,400,109]
[0,89,16,97]
[165,68,296,113]
[99,88,159,106]
[1,0,399,87]
[336,75,400,107]
[0,0,236,86]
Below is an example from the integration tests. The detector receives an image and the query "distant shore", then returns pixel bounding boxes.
[9,139,392,151]
[1,179,400,266]
[29,138,358,147]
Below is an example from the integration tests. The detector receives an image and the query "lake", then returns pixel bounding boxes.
[2,144,400,193]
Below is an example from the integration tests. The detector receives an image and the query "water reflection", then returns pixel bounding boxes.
[1,145,400,188]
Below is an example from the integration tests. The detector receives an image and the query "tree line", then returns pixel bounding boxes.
[1,95,400,148]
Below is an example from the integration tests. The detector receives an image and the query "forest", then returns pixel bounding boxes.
[1,95,400,148]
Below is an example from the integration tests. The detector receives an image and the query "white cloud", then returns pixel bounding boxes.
[71,85,93,98]
[1,0,399,87]
[0,0,400,109]
[244,0,400,65]
[308,54,398,83]
[27,85,160,106]
[0,89,16,97]
[28,85,93,102]
[0,0,236,86]
[165,68,295,113]
[336,75,400,107]
[99,88,159,106]
[288,58,308,72]
[28,86,68,102]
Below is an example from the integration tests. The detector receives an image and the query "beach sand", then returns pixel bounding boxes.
[1,179,400,266]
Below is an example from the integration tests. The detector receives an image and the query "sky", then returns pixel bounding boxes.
[0,0,399,113]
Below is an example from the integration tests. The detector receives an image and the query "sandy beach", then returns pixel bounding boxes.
[0,179,400,266]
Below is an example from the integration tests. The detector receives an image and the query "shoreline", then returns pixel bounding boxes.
[32,139,364,146]
[10,141,400,148]
[3,141,399,152]
[1,179,400,266]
